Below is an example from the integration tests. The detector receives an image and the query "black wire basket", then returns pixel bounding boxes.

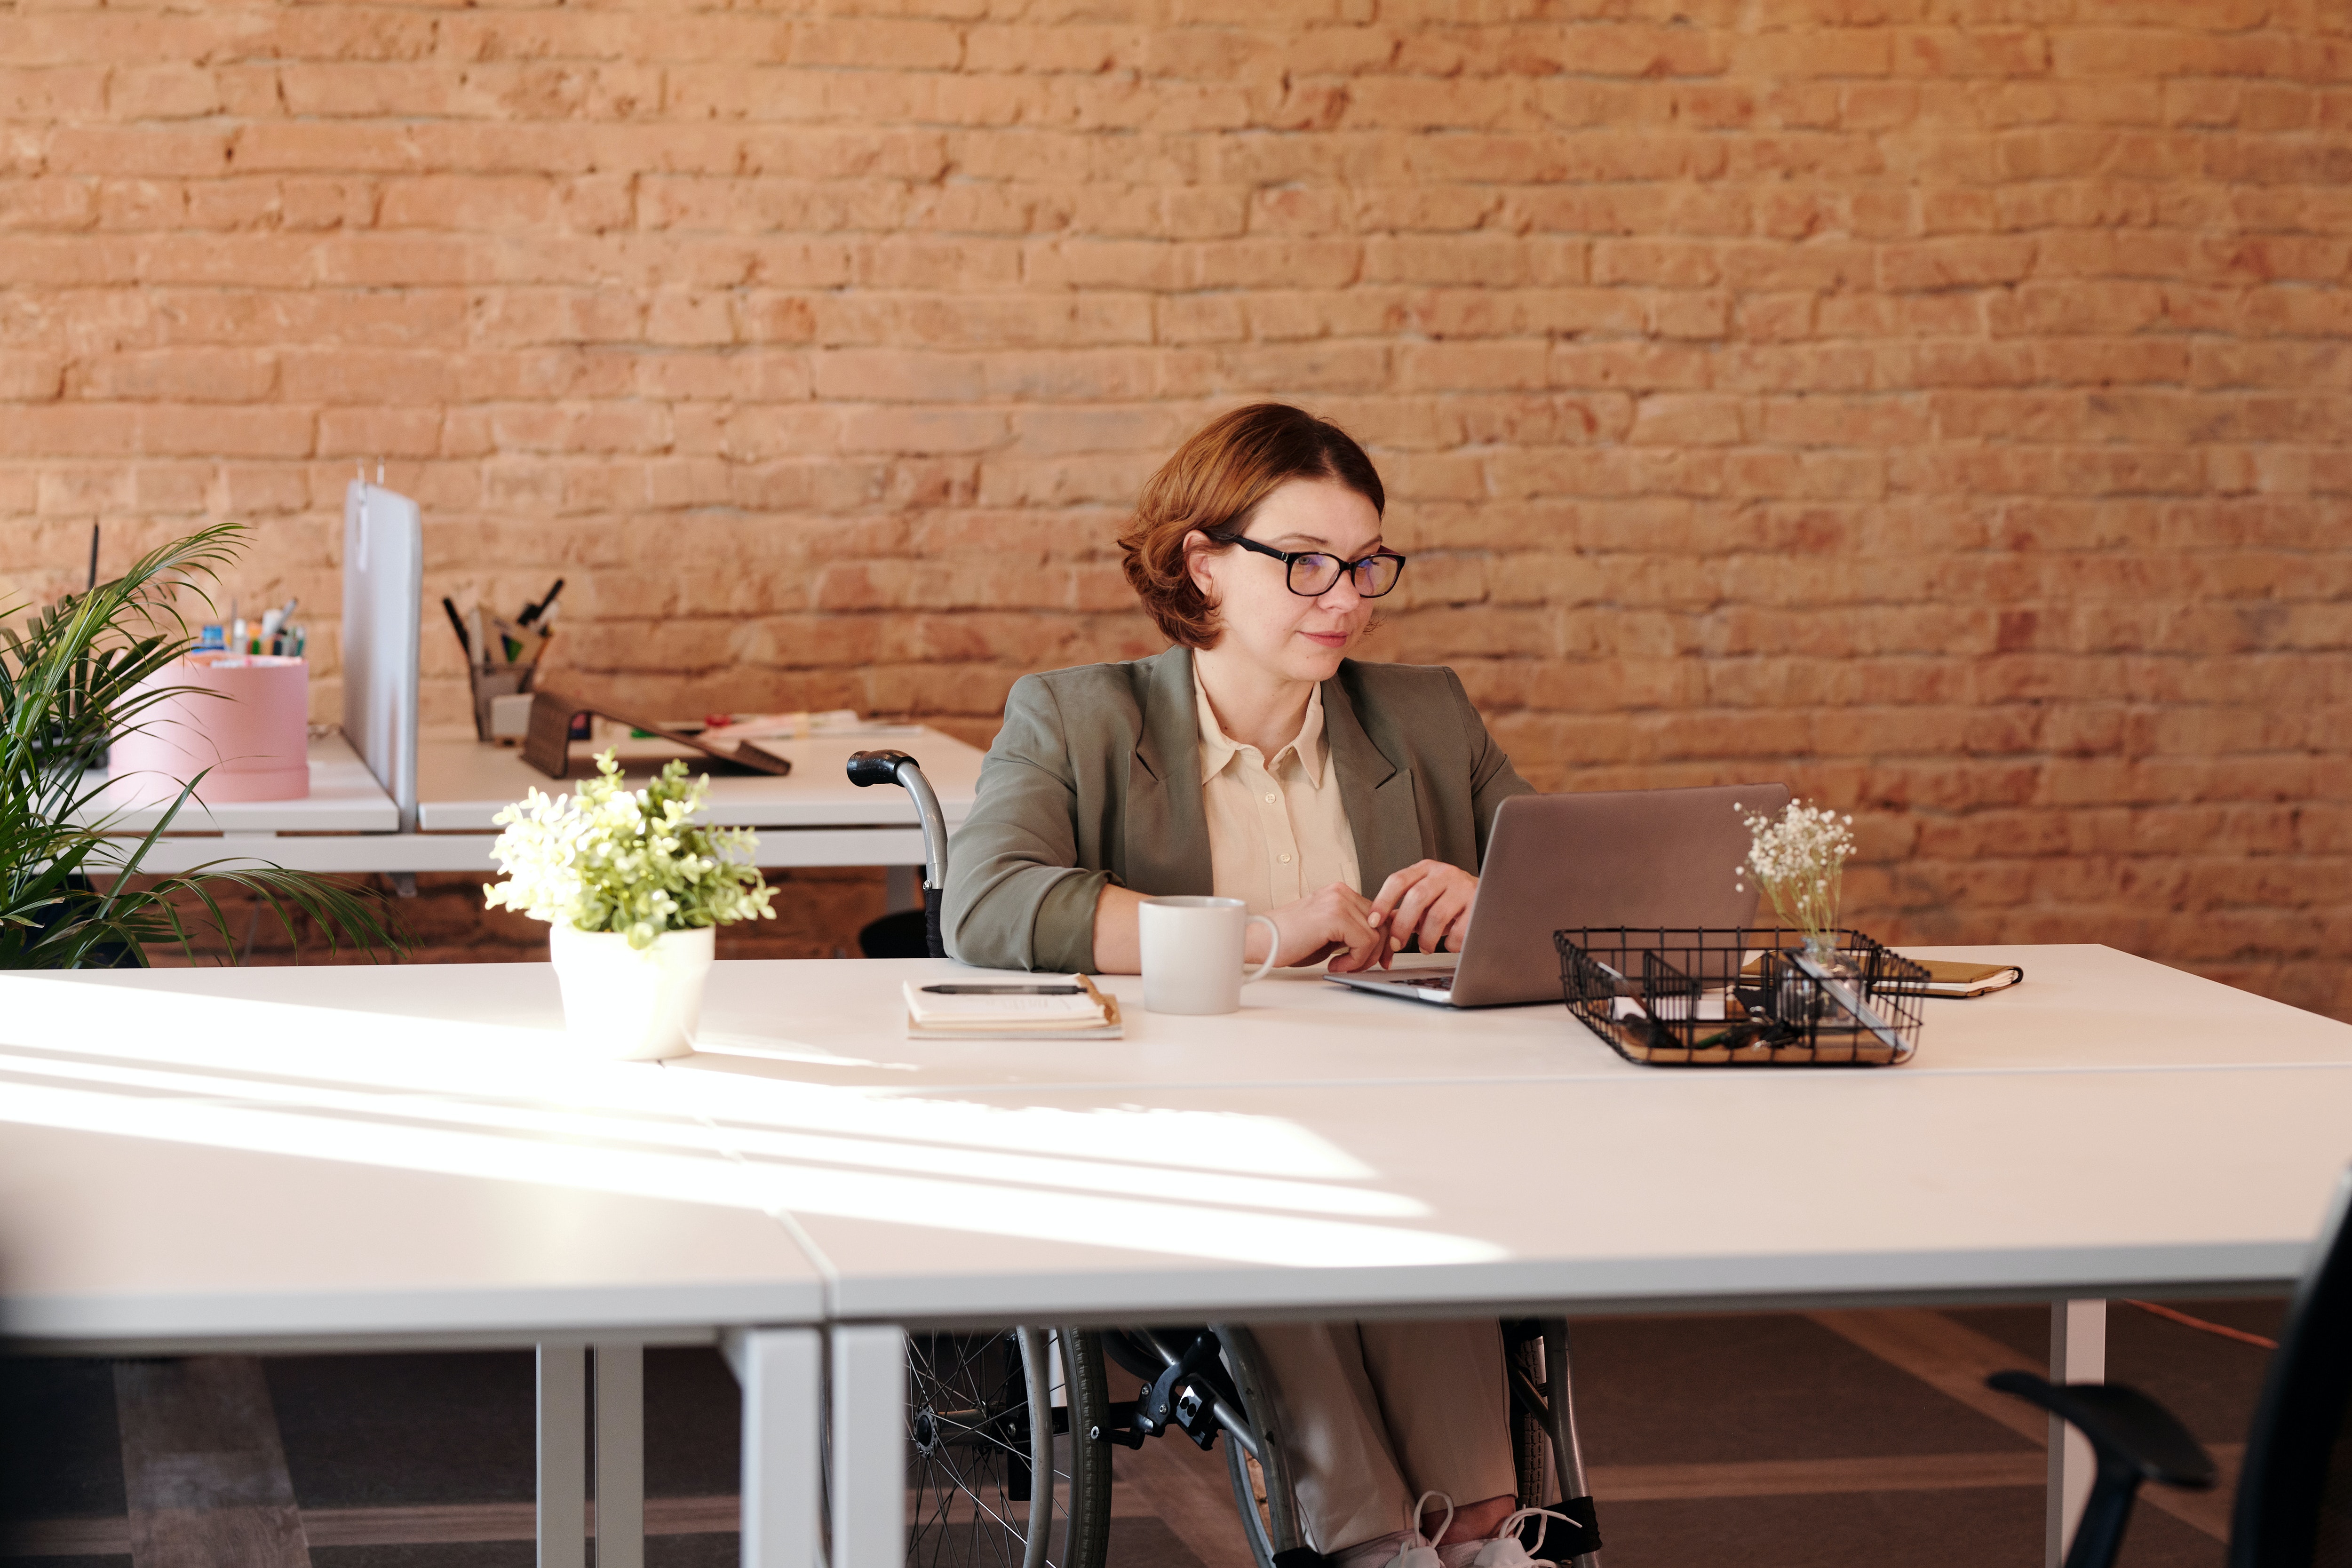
[1555,927,1930,1067]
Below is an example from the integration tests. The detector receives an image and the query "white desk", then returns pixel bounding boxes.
[626,948,2352,1568]
[79,732,401,839]
[0,967,829,1568]
[415,731,981,834]
[79,726,984,878]
[12,953,2344,1568]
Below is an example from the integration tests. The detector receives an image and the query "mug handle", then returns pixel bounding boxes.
[1244,915,1280,984]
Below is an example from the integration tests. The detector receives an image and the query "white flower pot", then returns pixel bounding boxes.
[548,923,715,1061]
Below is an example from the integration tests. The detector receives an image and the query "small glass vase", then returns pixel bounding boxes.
[1775,931,1861,1024]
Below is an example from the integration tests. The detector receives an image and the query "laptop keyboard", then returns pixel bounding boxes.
[1400,970,1458,989]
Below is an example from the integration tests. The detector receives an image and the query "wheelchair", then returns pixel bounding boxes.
[898,1323,1603,1568]
[849,753,1607,1568]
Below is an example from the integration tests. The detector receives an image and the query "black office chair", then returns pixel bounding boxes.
[1988,1167,2352,1568]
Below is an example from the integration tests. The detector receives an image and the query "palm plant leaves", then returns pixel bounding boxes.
[1,522,404,968]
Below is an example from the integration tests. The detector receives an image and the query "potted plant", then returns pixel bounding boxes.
[485,751,774,1059]
[2,523,401,968]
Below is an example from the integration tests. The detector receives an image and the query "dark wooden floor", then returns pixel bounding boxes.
[2,1300,2280,1568]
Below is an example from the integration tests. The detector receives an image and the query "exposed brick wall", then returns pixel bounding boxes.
[4,1,2347,1016]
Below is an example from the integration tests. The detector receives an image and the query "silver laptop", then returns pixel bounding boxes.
[1326,782,1792,1008]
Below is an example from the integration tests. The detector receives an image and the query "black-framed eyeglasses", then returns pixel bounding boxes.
[1222,533,1408,598]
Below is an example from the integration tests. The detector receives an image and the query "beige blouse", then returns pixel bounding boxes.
[1193,666,1363,914]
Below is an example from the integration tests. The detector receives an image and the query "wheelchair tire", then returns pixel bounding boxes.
[906,1327,1112,1568]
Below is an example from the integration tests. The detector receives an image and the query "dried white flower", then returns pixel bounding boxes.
[1735,798,1856,949]
[485,750,775,949]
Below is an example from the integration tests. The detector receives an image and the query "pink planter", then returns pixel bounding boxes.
[111,653,310,802]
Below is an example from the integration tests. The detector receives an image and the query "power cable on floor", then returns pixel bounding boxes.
[2124,1299,2278,1350]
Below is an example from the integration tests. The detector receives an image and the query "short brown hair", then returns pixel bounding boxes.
[1118,404,1387,649]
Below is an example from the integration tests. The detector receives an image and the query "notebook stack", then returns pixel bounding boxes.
[903,975,1124,1040]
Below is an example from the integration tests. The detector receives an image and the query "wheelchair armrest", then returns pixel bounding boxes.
[1986,1371,2217,1490]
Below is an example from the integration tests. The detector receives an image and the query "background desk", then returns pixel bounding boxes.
[79,726,984,879]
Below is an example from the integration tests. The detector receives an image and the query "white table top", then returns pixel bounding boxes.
[414,727,984,833]
[763,1065,2352,1323]
[11,948,2346,1341]
[43,944,2350,1094]
[625,947,2352,1322]
[668,944,2352,1093]
[0,966,823,1348]
[77,732,399,835]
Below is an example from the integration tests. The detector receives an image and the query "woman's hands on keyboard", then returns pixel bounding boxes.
[1257,882,1391,971]
[1368,860,1478,956]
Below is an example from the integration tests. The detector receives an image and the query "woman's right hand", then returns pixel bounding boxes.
[1256,882,1390,972]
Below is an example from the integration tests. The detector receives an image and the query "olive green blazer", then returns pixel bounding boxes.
[944,646,1535,973]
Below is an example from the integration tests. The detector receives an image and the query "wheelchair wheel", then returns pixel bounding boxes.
[907,1327,1112,1568]
[1507,1323,1551,1506]
[1224,1435,1281,1568]
[1211,1324,1297,1568]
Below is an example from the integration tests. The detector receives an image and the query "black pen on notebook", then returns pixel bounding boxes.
[920,984,1086,995]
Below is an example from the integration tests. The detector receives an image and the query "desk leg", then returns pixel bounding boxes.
[833,1325,906,1568]
[2046,1299,2107,1568]
[539,1344,587,1568]
[731,1328,825,1568]
[595,1344,645,1568]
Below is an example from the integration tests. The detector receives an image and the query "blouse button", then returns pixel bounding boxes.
[1279,852,1293,863]
[1263,792,1278,804]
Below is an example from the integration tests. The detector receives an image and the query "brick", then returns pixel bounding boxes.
[0,0,2340,1020]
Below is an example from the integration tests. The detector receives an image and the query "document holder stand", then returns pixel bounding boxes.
[520,689,793,780]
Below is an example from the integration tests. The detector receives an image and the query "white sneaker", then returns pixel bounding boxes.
[1379,1491,1457,1568]
[1467,1507,1575,1568]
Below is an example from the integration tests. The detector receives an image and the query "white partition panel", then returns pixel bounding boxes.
[340,479,422,830]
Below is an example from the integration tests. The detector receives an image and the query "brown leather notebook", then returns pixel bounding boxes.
[1885,958,2025,999]
[520,688,792,780]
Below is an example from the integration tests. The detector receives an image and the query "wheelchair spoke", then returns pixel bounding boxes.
[906,1329,1076,1568]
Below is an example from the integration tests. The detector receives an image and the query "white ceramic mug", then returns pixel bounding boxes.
[1138,896,1280,1015]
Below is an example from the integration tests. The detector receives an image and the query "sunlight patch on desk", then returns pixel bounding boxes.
[690,1032,922,1072]
[0,978,574,1096]
[726,1156,1504,1268]
[0,1065,1496,1270]
[0,1045,1403,1217]
[685,1074,1380,1181]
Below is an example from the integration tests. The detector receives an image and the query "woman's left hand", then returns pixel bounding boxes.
[1367,860,1478,957]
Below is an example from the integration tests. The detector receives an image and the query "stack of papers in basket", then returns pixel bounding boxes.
[1734,952,2024,1000]
[903,976,1123,1040]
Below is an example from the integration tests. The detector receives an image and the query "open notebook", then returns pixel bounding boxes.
[904,975,1123,1040]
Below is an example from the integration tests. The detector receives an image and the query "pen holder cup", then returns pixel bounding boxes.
[468,663,535,742]
[109,653,311,802]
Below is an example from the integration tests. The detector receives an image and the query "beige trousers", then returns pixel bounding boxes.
[1247,1319,1518,1553]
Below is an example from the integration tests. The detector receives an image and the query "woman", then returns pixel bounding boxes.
[947,405,1554,1568]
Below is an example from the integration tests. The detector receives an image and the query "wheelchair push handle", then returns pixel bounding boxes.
[847,749,949,959]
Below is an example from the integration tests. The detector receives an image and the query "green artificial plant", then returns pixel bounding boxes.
[0,521,404,968]
[484,750,775,949]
